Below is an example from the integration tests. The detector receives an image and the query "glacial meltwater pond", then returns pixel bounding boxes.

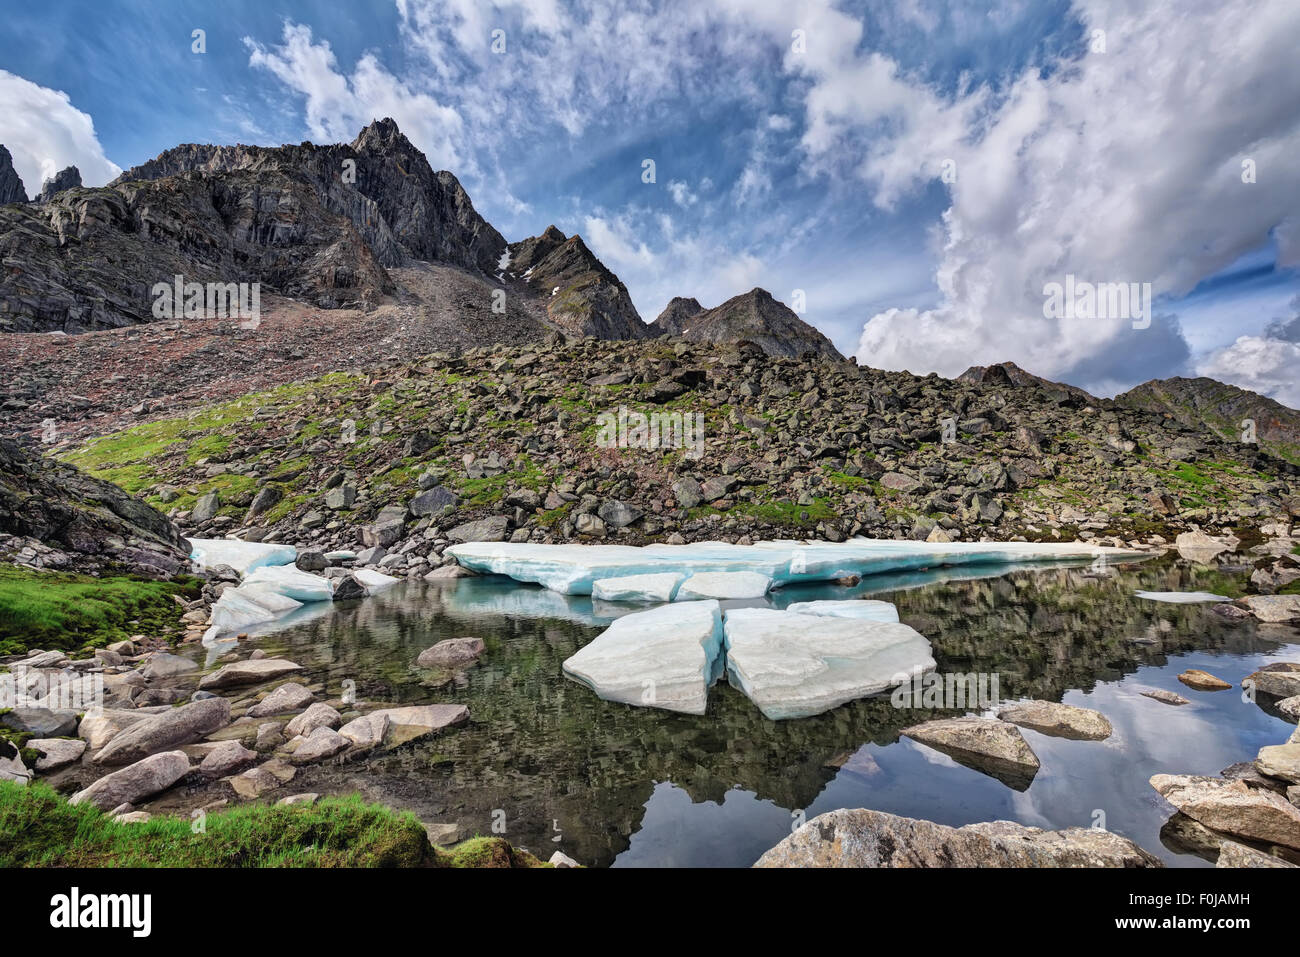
[220,556,1298,867]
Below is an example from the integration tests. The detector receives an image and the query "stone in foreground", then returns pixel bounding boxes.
[997,700,1113,741]
[724,608,934,720]
[562,601,725,714]
[1150,774,1300,850]
[70,751,191,810]
[93,697,231,766]
[1215,841,1296,868]
[199,658,303,690]
[903,717,1041,790]
[753,808,1160,867]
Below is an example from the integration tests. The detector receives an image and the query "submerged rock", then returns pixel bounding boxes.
[416,637,485,668]
[997,700,1113,740]
[754,808,1160,867]
[903,717,1041,790]
[563,601,725,715]
[1215,841,1296,868]
[724,608,934,720]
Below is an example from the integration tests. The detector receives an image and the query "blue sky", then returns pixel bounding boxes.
[2,0,1299,404]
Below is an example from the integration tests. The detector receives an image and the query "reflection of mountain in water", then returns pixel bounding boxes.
[244,558,1288,868]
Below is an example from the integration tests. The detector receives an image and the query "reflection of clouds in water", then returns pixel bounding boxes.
[614,781,791,869]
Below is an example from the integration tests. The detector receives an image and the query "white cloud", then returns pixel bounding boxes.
[846,0,1300,392]
[0,70,120,194]
[1199,335,1300,409]
[245,23,468,174]
[667,180,697,207]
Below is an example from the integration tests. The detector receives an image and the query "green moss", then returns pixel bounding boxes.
[432,835,549,868]
[0,782,433,867]
[0,564,199,656]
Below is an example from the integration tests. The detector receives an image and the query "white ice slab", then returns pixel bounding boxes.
[353,568,401,593]
[723,607,936,720]
[244,565,335,602]
[446,538,1149,595]
[201,585,305,644]
[189,538,297,576]
[784,600,900,622]
[592,573,685,603]
[562,601,725,715]
[1136,590,1232,603]
[676,571,772,600]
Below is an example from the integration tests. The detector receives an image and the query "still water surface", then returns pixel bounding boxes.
[230,556,1298,867]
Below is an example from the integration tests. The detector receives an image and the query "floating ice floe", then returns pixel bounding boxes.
[723,608,935,720]
[591,573,685,603]
[676,571,772,600]
[445,538,1149,595]
[1135,591,1232,603]
[562,601,725,715]
[783,599,900,622]
[202,585,304,644]
[244,565,335,603]
[189,538,296,576]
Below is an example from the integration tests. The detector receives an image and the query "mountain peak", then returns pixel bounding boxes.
[651,288,841,359]
[0,145,28,204]
[351,117,415,154]
[36,165,81,203]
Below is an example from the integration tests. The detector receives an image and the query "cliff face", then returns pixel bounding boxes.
[505,225,648,340]
[0,146,27,205]
[0,438,189,577]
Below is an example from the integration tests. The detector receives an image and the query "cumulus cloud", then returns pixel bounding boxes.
[0,70,120,194]
[844,0,1300,392]
[245,23,468,174]
[1198,296,1300,409]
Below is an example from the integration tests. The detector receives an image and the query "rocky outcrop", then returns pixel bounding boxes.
[650,296,704,337]
[650,287,842,359]
[754,807,1161,867]
[0,437,189,577]
[0,146,27,205]
[35,165,81,203]
[1116,376,1300,466]
[506,225,648,340]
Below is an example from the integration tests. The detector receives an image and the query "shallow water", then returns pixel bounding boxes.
[232,557,1299,867]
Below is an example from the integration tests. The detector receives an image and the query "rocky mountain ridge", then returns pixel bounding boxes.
[651,288,843,359]
[1116,376,1300,466]
[42,338,1298,590]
